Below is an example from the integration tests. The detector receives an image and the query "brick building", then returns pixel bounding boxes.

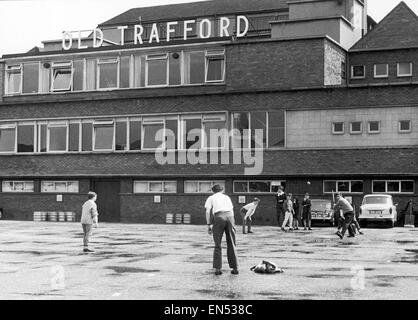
[0,0,417,225]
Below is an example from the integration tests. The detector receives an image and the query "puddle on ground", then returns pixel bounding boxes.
[106,266,160,274]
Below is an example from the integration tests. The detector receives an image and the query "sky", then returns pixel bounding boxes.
[0,0,416,56]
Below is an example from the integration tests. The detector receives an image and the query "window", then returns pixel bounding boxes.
[129,118,142,150]
[350,122,362,134]
[341,61,347,80]
[233,180,286,193]
[232,112,250,149]
[146,54,168,86]
[142,118,164,150]
[165,117,178,150]
[115,120,128,151]
[323,181,364,194]
[48,122,68,152]
[206,50,225,82]
[73,59,84,91]
[202,114,227,149]
[69,122,80,152]
[6,65,22,94]
[374,64,388,78]
[332,122,344,135]
[0,124,16,153]
[97,58,119,89]
[169,52,181,85]
[182,116,202,149]
[134,181,177,193]
[351,65,365,79]
[17,123,35,153]
[119,56,130,89]
[368,121,380,134]
[397,62,412,77]
[38,123,47,153]
[41,181,79,193]
[250,112,267,148]
[22,63,39,94]
[51,61,72,91]
[184,180,226,193]
[399,120,411,133]
[2,181,34,193]
[86,59,96,90]
[82,122,93,151]
[184,51,205,84]
[372,180,414,194]
[93,120,114,151]
[268,111,285,148]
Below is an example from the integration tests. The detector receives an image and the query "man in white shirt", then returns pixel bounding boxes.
[205,184,238,276]
[240,198,260,234]
[81,192,99,253]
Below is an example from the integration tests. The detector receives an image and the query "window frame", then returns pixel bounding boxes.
[398,120,412,133]
[0,123,17,153]
[97,57,120,90]
[323,180,364,194]
[47,121,69,153]
[349,121,363,135]
[367,121,381,134]
[184,180,226,194]
[233,180,286,194]
[51,61,73,92]
[145,53,169,87]
[141,117,166,150]
[92,120,115,151]
[2,180,34,193]
[397,62,413,77]
[332,122,345,135]
[5,64,23,95]
[40,181,79,193]
[202,114,228,150]
[133,180,177,194]
[351,65,366,79]
[372,180,415,194]
[373,63,389,78]
[205,50,225,83]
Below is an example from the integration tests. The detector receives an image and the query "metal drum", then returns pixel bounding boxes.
[41,211,47,222]
[183,214,191,224]
[65,212,74,222]
[48,211,57,222]
[166,213,174,224]
[175,214,183,224]
[33,212,42,222]
[58,211,66,222]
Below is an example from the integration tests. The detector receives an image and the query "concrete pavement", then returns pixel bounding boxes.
[0,221,417,300]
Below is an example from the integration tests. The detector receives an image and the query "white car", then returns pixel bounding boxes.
[359,194,398,227]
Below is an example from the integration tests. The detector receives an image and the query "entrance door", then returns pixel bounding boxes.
[92,180,121,222]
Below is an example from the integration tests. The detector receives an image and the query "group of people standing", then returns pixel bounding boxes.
[276,186,312,232]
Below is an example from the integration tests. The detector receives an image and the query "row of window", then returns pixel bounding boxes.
[5,49,225,95]
[2,180,414,194]
[332,120,412,135]
[0,111,285,154]
[351,62,413,79]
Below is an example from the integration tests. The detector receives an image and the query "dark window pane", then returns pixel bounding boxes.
[99,60,118,88]
[337,181,350,192]
[206,57,224,81]
[17,124,34,152]
[232,112,249,149]
[69,123,80,151]
[400,120,411,131]
[94,125,114,150]
[268,111,285,148]
[351,122,362,132]
[143,124,164,149]
[23,63,39,94]
[73,60,84,91]
[166,119,178,150]
[49,126,67,151]
[169,53,181,85]
[120,56,130,89]
[351,181,363,193]
[387,181,400,193]
[324,181,336,193]
[373,181,386,193]
[251,112,266,148]
[249,181,270,193]
[401,181,414,193]
[129,120,141,150]
[0,127,16,152]
[352,65,365,78]
[204,121,227,148]
[184,118,202,149]
[188,52,205,84]
[115,121,127,151]
[234,182,248,193]
[147,58,167,86]
[82,123,92,151]
[39,125,47,153]
[333,122,344,133]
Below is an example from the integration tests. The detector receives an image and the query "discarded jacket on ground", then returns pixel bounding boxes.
[250,260,284,274]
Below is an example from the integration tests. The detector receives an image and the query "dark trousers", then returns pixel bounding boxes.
[341,211,355,237]
[82,224,92,248]
[303,211,311,228]
[276,206,284,226]
[240,212,252,234]
[213,211,238,270]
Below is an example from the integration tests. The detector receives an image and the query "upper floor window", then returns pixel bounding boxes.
[93,120,114,151]
[22,63,39,94]
[351,65,365,79]
[97,58,119,89]
[6,65,22,94]
[0,124,16,153]
[2,181,34,193]
[368,121,380,134]
[374,64,388,78]
[341,61,347,80]
[399,120,412,133]
[332,122,344,135]
[51,61,72,92]
[146,54,168,86]
[397,62,413,77]
[205,50,225,82]
[48,122,68,152]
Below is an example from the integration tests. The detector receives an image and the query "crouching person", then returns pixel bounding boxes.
[205,184,239,276]
[81,192,99,253]
[240,198,260,234]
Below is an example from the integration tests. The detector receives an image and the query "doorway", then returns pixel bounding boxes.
[92,179,121,222]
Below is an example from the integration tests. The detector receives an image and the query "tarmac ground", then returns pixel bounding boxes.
[0,221,417,300]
